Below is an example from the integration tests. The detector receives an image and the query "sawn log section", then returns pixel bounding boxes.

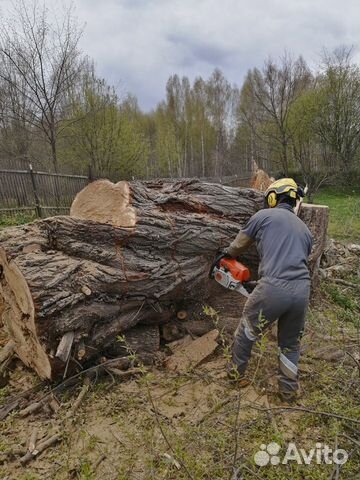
[0,179,328,379]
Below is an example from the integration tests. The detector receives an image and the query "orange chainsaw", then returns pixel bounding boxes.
[209,252,252,298]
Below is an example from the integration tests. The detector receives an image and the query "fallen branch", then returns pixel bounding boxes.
[329,435,340,480]
[195,397,233,426]
[25,356,131,411]
[332,278,360,289]
[0,447,27,464]
[28,428,38,453]
[66,376,91,417]
[106,367,143,379]
[93,453,107,472]
[18,401,44,418]
[0,399,19,421]
[264,396,279,435]
[340,433,360,448]
[246,404,360,425]
[0,355,148,422]
[19,433,61,465]
[56,332,75,363]
[345,351,360,373]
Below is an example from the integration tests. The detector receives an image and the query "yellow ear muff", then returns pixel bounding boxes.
[267,192,277,208]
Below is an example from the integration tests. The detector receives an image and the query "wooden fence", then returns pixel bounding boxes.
[0,165,89,218]
[0,167,253,219]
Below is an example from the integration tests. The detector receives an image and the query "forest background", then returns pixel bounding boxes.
[1,2,360,201]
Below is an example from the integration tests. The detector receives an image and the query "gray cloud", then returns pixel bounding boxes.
[166,32,236,67]
[1,0,359,110]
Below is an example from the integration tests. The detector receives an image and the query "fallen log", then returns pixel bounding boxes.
[0,179,328,379]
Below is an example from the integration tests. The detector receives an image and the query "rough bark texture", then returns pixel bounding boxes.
[0,179,328,379]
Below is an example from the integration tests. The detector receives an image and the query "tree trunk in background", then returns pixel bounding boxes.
[0,179,328,379]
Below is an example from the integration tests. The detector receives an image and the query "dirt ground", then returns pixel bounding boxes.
[1,293,359,480]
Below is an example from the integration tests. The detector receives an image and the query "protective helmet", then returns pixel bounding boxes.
[264,178,304,208]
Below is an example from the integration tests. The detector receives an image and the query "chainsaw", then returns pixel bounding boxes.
[209,252,252,298]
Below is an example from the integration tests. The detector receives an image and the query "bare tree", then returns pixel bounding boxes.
[0,0,83,172]
[240,53,312,175]
[206,68,233,177]
[316,47,360,177]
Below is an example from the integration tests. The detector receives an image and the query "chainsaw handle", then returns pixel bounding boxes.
[208,250,231,278]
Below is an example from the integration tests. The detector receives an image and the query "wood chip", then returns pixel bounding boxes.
[165,329,219,373]
[28,428,38,453]
[56,331,75,363]
[166,335,193,353]
[19,401,43,418]
[77,340,86,360]
[81,285,92,296]
[48,395,60,413]
[66,376,90,417]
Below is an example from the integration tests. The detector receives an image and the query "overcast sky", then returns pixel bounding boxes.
[1,0,359,111]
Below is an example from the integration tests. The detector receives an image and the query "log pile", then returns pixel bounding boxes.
[0,179,329,379]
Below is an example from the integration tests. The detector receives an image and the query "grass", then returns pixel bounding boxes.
[0,212,36,228]
[313,186,360,242]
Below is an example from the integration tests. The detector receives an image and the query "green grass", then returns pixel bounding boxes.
[313,186,360,242]
[0,212,36,228]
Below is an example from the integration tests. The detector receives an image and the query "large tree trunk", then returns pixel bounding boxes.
[0,179,328,379]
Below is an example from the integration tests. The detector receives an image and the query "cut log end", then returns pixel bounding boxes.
[0,247,51,379]
[70,179,137,227]
[176,310,188,321]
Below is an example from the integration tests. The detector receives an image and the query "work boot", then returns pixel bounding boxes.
[226,363,250,388]
[278,390,297,404]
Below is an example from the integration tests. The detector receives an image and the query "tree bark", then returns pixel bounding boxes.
[0,179,328,379]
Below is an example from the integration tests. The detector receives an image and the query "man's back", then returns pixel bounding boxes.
[241,203,313,281]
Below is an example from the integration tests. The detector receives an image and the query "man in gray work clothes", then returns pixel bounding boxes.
[225,178,313,402]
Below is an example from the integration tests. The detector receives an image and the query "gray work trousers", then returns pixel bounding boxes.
[232,277,310,393]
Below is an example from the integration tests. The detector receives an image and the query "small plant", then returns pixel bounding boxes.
[326,284,357,310]
[116,334,138,364]
[79,460,95,480]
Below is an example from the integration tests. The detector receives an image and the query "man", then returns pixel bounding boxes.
[225,178,313,402]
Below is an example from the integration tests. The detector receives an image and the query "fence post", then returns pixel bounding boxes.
[88,164,93,183]
[29,163,42,218]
